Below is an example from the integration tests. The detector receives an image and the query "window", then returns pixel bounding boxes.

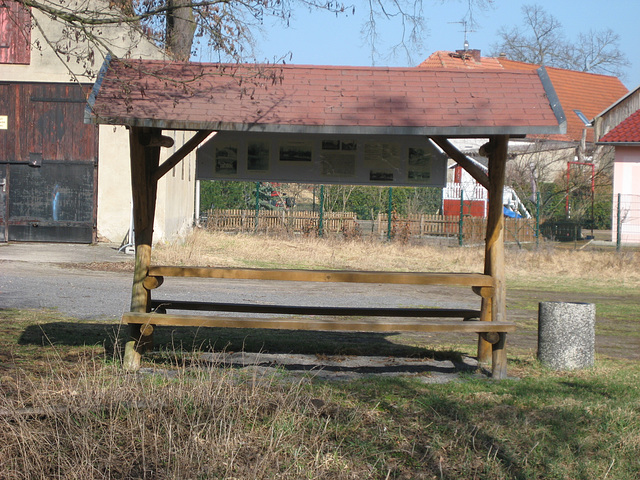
[0,1,31,64]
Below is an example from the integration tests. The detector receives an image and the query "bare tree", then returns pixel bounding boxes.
[491,4,629,78]
[10,0,493,71]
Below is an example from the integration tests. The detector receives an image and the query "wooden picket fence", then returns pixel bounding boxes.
[376,213,537,244]
[203,209,537,243]
[203,209,357,234]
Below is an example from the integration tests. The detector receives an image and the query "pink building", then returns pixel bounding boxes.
[597,107,640,243]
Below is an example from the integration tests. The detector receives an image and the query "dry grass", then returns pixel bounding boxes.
[0,354,371,479]
[152,228,484,271]
[2,345,639,479]
[3,225,640,479]
[152,229,640,287]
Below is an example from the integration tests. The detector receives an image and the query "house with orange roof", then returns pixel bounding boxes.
[420,49,629,221]
[595,86,640,243]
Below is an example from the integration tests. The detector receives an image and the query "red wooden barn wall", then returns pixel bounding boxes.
[0,83,99,242]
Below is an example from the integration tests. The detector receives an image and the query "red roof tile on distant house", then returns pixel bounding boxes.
[500,61,629,142]
[418,52,629,143]
[87,58,564,137]
[419,50,504,70]
[599,109,640,144]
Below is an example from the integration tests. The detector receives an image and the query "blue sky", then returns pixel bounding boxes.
[212,0,638,89]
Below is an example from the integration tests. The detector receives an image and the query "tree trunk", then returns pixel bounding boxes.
[166,0,197,61]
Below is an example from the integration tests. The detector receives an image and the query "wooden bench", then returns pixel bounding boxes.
[123,266,515,378]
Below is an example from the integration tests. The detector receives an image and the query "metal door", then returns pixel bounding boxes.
[0,83,98,243]
[7,161,96,242]
[0,165,6,242]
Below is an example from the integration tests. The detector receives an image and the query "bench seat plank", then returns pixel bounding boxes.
[147,266,494,287]
[122,312,516,334]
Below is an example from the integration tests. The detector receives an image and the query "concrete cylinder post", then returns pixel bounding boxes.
[538,301,595,370]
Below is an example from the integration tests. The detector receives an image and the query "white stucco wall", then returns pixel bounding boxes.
[96,129,198,244]
[1,0,164,83]
[96,125,133,242]
[154,131,198,243]
[2,0,196,243]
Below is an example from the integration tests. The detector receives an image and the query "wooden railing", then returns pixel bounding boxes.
[123,266,515,378]
[376,213,537,244]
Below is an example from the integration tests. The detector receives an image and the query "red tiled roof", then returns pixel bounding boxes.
[419,50,504,70]
[499,60,629,142]
[495,59,538,72]
[87,58,564,137]
[418,52,629,142]
[599,109,640,144]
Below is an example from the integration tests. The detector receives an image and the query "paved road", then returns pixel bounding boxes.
[0,242,480,320]
[0,243,132,319]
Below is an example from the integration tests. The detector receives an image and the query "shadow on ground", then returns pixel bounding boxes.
[18,321,489,380]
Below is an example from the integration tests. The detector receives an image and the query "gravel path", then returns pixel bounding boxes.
[0,242,480,320]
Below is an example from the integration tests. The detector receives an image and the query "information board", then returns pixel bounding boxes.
[196,132,447,187]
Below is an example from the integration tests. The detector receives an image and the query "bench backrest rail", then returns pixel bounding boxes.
[147,266,494,287]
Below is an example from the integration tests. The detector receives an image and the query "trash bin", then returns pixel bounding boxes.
[540,221,582,242]
[538,301,595,370]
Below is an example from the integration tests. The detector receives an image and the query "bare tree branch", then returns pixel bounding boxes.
[491,4,629,78]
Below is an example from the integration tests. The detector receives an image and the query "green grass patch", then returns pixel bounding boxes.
[2,309,640,479]
[509,277,640,296]
[322,360,640,479]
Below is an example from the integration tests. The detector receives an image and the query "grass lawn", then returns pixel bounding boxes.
[1,311,639,478]
[1,233,639,479]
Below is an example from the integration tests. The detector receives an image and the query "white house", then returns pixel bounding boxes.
[0,0,196,244]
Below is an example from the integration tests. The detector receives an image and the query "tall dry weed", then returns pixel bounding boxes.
[153,230,640,287]
[0,354,370,479]
[504,247,640,286]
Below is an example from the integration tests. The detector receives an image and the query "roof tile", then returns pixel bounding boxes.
[599,109,640,143]
[88,59,563,136]
[418,51,629,142]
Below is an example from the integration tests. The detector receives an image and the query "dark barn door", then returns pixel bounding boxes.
[0,83,98,243]
[0,164,6,242]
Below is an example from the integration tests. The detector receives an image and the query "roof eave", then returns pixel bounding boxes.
[596,141,640,146]
[87,115,564,137]
[84,55,112,125]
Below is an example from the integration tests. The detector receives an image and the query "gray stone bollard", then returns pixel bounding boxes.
[538,301,595,370]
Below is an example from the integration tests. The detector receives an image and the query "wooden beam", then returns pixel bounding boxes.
[143,275,164,290]
[478,135,509,363]
[431,136,490,190]
[149,300,482,319]
[152,130,214,182]
[124,126,162,371]
[122,312,516,334]
[491,333,508,379]
[144,135,174,148]
[147,266,494,287]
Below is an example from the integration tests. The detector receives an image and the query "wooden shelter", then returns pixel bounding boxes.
[86,58,566,378]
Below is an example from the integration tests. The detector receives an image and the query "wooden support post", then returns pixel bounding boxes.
[123,126,162,371]
[478,135,509,365]
[491,333,508,379]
